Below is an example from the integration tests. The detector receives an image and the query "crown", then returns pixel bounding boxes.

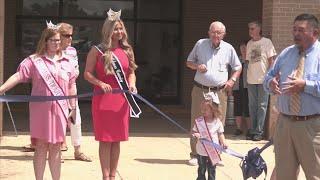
[46,20,60,30]
[107,9,121,21]
[203,92,220,104]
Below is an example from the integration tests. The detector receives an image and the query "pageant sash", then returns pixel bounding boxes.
[31,55,70,121]
[195,116,221,165]
[111,53,141,118]
[95,45,142,118]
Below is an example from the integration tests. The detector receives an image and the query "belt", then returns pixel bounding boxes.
[193,81,224,91]
[281,113,320,121]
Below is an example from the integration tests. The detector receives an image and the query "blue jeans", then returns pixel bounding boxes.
[247,84,269,136]
[196,155,216,180]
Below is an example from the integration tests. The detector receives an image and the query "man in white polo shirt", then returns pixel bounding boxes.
[186,21,242,165]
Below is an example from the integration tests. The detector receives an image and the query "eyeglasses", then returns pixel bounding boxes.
[48,39,61,43]
[61,34,73,38]
[292,28,312,34]
[210,31,224,36]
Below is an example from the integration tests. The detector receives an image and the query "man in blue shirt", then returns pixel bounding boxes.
[264,13,320,179]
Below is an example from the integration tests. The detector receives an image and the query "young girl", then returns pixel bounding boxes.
[192,94,227,180]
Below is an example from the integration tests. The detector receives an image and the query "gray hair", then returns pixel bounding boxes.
[209,21,226,33]
[294,13,319,29]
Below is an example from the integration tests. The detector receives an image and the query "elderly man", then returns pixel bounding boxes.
[264,13,320,179]
[186,21,242,165]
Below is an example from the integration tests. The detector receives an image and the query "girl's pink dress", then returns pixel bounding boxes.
[92,46,130,142]
[18,55,76,144]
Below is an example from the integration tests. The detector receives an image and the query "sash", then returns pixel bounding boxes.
[195,116,221,165]
[95,45,142,118]
[31,55,70,121]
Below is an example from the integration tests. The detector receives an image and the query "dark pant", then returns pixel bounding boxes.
[196,155,216,180]
[247,84,269,136]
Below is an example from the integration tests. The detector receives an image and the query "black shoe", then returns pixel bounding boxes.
[233,129,243,136]
[252,134,263,141]
[246,132,253,140]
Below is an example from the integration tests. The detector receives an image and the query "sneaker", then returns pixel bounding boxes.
[233,129,243,136]
[246,132,253,140]
[252,134,263,141]
[216,160,224,167]
[188,157,198,166]
[22,144,35,152]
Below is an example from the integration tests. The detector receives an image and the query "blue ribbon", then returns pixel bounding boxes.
[0,89,125,102]
[200,138,244,159]
[0,89,245,159]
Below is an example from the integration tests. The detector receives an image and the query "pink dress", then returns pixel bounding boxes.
[17,55,76,144]
[92,46,130,142]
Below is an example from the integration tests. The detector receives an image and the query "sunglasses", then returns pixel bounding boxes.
[48,39,61,43]
[61,34,73,38]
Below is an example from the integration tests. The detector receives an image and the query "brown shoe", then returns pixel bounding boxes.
[74,152,92,162]
[22,144,35,152]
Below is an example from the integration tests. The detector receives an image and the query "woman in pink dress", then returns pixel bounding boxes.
[0,22,77,180]
[84,9,138,180]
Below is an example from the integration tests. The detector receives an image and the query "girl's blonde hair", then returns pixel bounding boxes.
[35,28,61,56]
[57,22,73,35]
[201,99,222,119]
[100,19,137,74]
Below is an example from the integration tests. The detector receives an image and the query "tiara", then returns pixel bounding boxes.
[203,92,220,104]
[107,8,121,21]
[46,20,60,30]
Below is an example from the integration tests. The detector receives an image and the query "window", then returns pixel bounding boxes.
[16,0,181,103]
[18,0,59,16]
[137,0,179,20]
[63,0,134,18]
[135,23,179,101]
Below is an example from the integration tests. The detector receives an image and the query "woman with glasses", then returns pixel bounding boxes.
[0,22,77,180]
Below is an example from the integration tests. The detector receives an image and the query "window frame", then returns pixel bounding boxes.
[16,0,182,104]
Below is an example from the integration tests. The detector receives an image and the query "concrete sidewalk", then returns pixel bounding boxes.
[0,132,307,180]
[0,103,306,179]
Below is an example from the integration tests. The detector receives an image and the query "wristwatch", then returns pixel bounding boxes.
[231,77,237,82]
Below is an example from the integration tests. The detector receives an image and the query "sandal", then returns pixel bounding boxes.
[74,152,92,162]
[22,144,35,152]
[61,146,68,151]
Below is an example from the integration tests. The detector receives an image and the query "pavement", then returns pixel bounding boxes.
[0,103,306,180]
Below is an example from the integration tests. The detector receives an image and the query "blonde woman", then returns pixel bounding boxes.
[0,22,77,180]
[58,22,91,162]
[84,9,137,180]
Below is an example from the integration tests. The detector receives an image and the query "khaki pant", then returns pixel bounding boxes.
[190,85,227,156]
[274,114,320,180]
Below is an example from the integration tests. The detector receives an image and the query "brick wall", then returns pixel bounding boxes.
[4,0,25,94]
[263,0,320,52]
[262,0,320,138]
[0,0,4,136]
